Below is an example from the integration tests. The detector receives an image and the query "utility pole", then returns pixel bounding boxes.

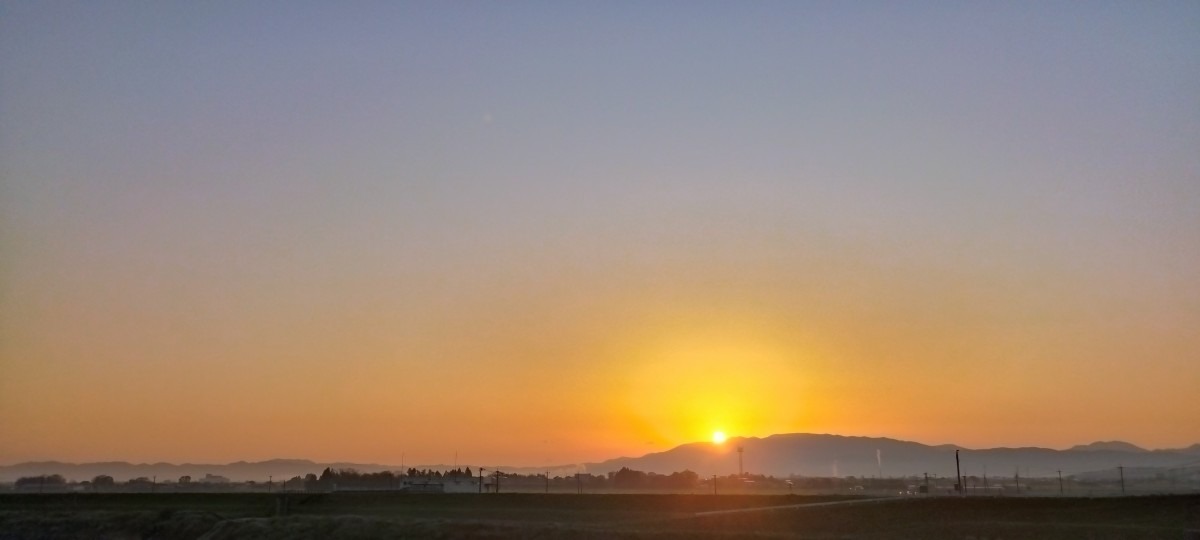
[495,470,501,493]
[576,472,582,494]
[1118,465,1125,495]
[152,475,157,494]
[478,468,486,493]
[1058,470,1063,495]
[267,475,272,494]
[737,446,744,478]
[955,450,963,496]
[545,470,549,493]
[1015,467,1020,494]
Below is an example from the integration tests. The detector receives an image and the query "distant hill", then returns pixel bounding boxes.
[4,434,1197,482]
[583,433,1200,478]
[0,459,438,483]
[1068,441,1147,453]
[0,459,572,483]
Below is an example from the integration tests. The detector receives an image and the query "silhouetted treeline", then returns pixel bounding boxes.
[314,467,476,491]
[14,475,65,488]
[609,467,699,489]
[307,467,701,491]
[10,465,1187,495]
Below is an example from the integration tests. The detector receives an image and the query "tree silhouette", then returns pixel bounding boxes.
[16,475,65,489]
[92,475,116,490]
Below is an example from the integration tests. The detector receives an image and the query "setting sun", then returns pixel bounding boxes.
[620,323,814,448]
[712,431,727,444]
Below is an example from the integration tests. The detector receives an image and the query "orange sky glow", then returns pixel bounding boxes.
[2,3,1198,466]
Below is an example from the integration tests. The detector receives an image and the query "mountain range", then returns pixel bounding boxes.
[586,433,1200,479]
[3,433,1197,482]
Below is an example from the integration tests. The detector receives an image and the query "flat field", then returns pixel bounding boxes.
[1,492,1197,539]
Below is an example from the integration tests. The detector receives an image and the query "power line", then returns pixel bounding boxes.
[955,450,963,496]
[737,446,744,478]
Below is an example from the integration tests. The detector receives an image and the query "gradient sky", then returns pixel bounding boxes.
[2,2,1198,467]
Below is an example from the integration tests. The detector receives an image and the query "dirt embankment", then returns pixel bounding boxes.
[0,510,223,540]
[1,512,718,540]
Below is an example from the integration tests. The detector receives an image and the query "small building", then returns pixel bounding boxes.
[201,474,230,484]
[401,482,444,494]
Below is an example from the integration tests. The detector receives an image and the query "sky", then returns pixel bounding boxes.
[2,2,1198,467]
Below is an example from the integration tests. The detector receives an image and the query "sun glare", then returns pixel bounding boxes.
[623,326,810,447]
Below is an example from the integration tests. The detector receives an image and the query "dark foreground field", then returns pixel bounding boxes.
[1,492,1197,539]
